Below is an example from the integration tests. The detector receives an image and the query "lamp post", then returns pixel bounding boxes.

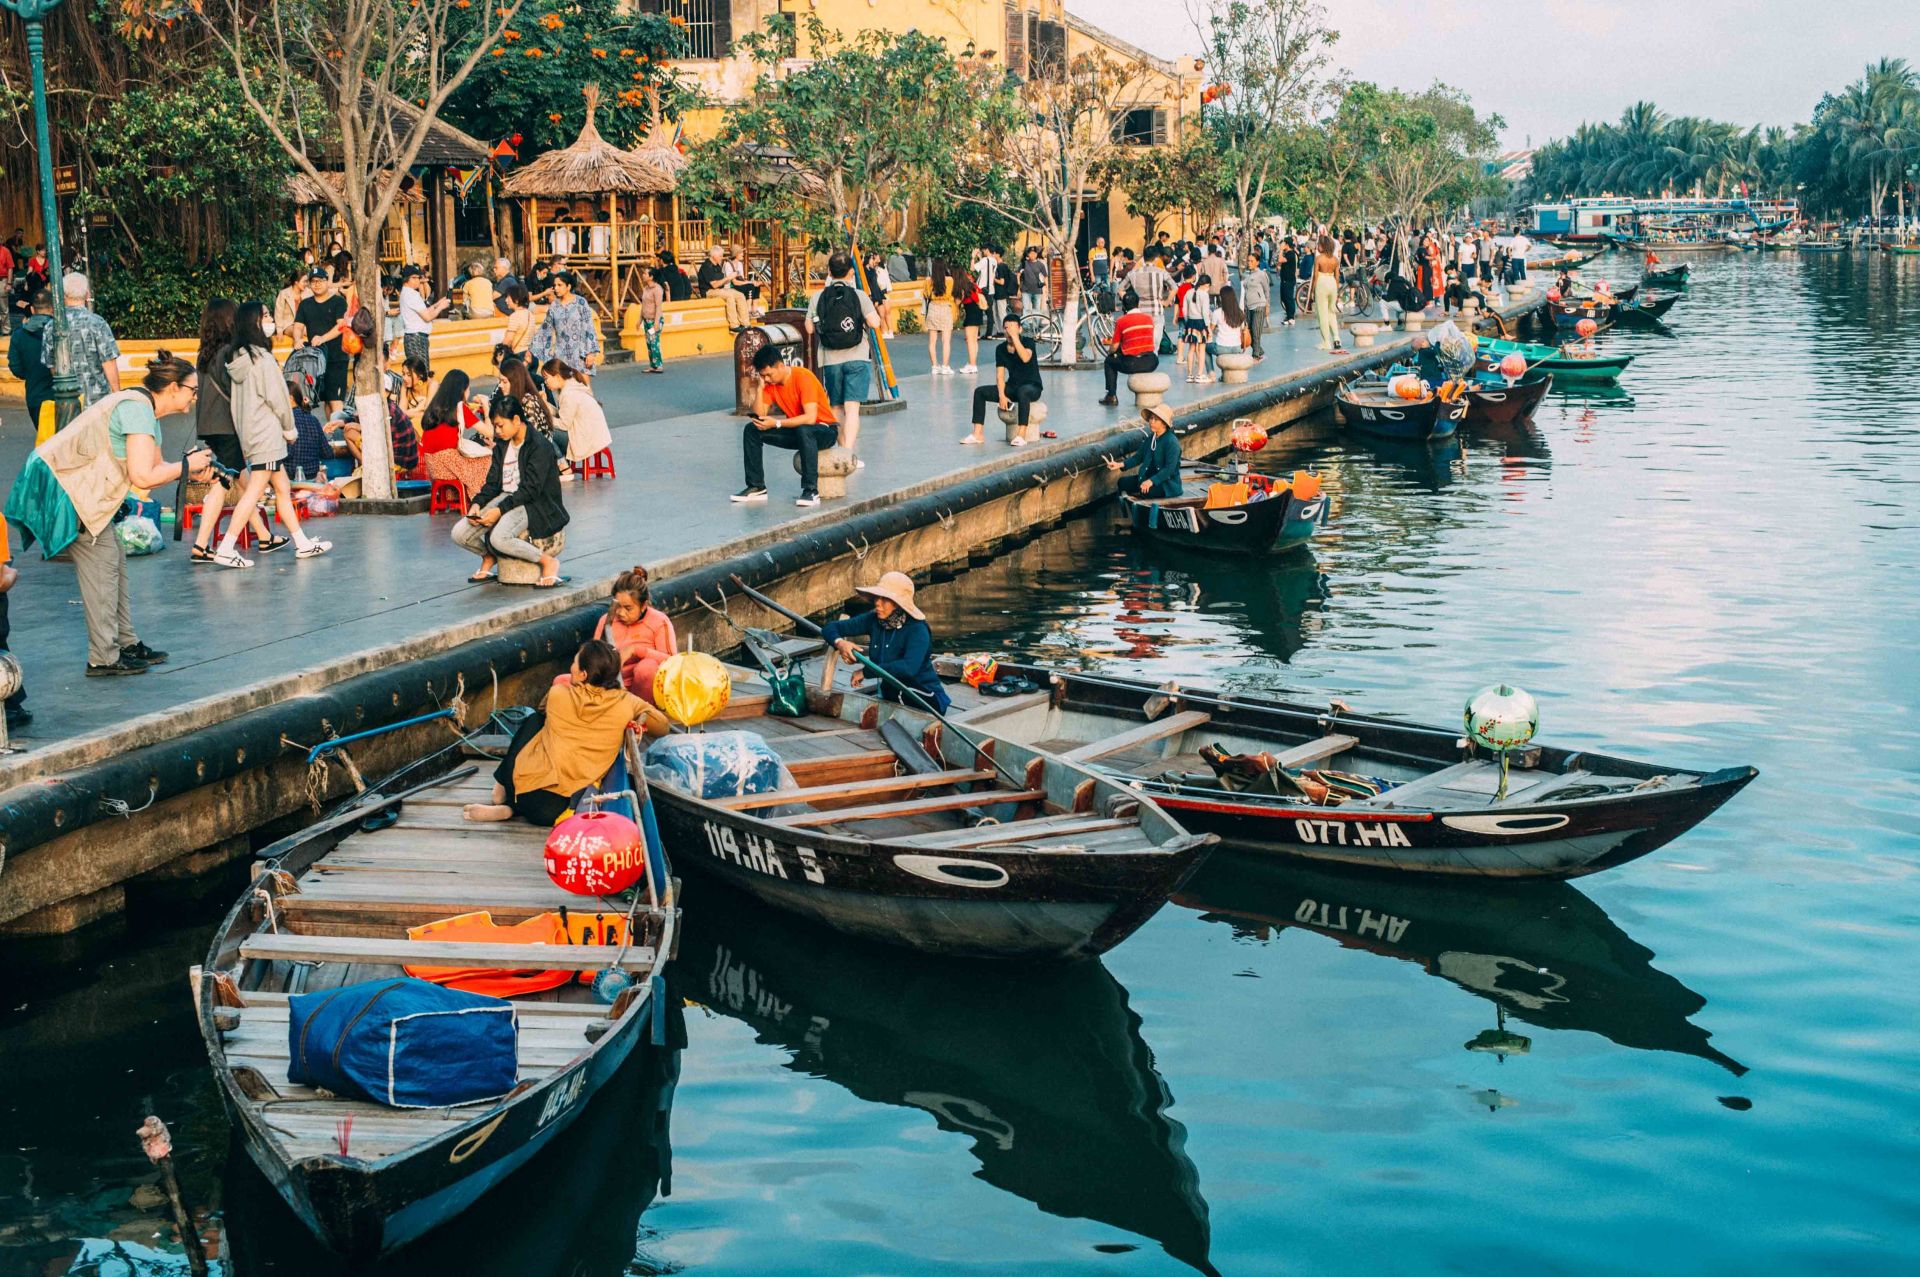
[3,0,82,427]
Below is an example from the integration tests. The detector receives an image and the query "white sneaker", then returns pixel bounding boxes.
[961,364,977,374]
[296,539,332,559]
[854,458,866,470]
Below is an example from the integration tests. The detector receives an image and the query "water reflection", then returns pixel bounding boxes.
[222,1023,681,1276]
[1175,853,1745,1075]
[680,886,1216,1275]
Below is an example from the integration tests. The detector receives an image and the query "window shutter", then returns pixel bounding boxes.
[711,0,733,57]
[1152,109,1169,146]
[1034,20,1066,81]
[1005,6,1028,79]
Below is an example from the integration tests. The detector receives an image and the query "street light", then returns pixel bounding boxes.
[2,0,82,427]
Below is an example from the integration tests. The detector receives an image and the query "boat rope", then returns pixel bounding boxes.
[252,887,280,933]
[97,779,158,818]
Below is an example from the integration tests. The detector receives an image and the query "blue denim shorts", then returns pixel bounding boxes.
[820,360,871,407]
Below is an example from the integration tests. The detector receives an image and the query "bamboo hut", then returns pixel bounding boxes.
[502,85,679,320]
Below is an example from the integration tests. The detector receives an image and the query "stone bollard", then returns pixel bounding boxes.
[1350,322,1380,348]
[997,399,1049,443]
[1128,371,1172,410]
[1401,312,1426,333]
[796,445,858,498]
[497,531,566,585]
[1214,352,1256,384]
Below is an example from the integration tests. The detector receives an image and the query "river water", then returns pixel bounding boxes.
[5,251,1918,1275]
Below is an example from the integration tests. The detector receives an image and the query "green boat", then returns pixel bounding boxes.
[1889,245,1920,256]
[1477,337,1632,384]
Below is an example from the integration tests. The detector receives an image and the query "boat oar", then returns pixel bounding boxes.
[728,574,1032,792]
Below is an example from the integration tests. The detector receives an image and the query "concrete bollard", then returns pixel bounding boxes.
[1128,371,1172,410]
[1214,352,1256,384]
[795,445,859,498]
[1350,323,1380,348]
[997,399,1049,442]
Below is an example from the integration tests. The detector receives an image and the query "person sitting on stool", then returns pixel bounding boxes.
[733,343,839,508]
[453,393,569,588]
[961,318,1042,446]
[1107,402,1183,498]
[1099,301,1160,407]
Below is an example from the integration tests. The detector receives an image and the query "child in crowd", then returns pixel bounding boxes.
[593,566,677,703]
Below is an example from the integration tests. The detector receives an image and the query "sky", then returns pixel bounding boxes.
[1068,0,1920,150]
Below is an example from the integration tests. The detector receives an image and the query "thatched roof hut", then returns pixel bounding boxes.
[502,85,675,199]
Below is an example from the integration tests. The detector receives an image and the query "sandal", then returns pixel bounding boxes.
[960,435,984,445]
[533,576,563,589]
[257,535,291,554]
[468,569,498,582]
[189,545,216,564]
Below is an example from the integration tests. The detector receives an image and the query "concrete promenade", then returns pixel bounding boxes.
[0,287,1542,929]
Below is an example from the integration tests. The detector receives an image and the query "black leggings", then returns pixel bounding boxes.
[972,383,1041,427]
[1278,277,1297,321]
[494,710,571,826]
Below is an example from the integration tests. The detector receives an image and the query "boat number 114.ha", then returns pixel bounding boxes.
[703,819,827,884]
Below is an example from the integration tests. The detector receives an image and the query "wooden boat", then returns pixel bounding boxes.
[1173,855,1745,1074]
[1333,379,1467,441]
[645,662,1215,961]
[682,884,1215,1271]
[1548,296,1622,329]
[1798,241,1848,253]
[1464,369,1553,425]
[195,747,679,1260]
[1121,465,1327,556]
[1641,262,1690,287]
[1477,337,1632,383]
[1619,292,1680,322]
[945,665,1757,880]
[1888,244,1920,256]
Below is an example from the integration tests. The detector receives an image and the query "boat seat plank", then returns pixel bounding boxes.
[238,990,610,1016]
[772,789,1047,828]
[954,689,1053,725]
[715,768,993,812]
[892,816,1137,848]
[1063,711,1212,764]
[1272,733,1360,769]
[241,933,656,971]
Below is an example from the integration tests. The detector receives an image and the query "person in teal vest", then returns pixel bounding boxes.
[1109,402,1184,498]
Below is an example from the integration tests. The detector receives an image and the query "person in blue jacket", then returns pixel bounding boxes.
[1110,402,1183,498]
[821,571,951,712]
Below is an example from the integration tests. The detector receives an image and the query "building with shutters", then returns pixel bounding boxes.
[646,0,1207,255]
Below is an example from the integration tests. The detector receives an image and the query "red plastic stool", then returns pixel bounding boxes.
[428,478,468,513]
[578,447,616,482]
[182,503,276,550]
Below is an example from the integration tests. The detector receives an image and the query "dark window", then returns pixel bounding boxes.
[1005,6,1028,80]
[640,0,733,60]
[1114,108,1169,146]
[1031,20,1066,81]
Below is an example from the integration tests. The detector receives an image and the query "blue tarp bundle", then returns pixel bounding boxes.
[645,730,790,799]
[287,977,518,1109]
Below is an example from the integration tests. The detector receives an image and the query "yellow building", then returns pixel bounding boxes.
[644,0,1206,255]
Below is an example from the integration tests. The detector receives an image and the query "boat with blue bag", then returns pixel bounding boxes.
[193,732,678,1260]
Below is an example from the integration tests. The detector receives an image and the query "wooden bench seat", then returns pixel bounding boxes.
[1063,711,1212,764]
[1272,733,1360,769]
[772,788,1046,829]
[241,933,656,971]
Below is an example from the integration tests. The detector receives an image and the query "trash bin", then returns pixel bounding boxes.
[733,308,815,415]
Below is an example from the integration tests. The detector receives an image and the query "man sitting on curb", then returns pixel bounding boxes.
[1099,300,1160,407]
[734,344,839,509]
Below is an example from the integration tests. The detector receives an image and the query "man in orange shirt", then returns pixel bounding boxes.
[734,344,840,508]
[1098,301,1161,406]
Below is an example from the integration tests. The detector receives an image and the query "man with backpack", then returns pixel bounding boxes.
[805,252,881,466]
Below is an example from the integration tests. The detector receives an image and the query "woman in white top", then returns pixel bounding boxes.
[540,359,612,475]
[1179,278,1215,383]
[214,301,331,567]
[1214,285,1249,361]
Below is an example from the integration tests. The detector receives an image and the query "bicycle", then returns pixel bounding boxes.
[1295,264,1381,321]
[1019,296,1115,362]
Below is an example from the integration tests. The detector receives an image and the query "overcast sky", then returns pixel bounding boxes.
[1069,0,1919,149]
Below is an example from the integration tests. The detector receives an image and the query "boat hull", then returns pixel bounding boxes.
[654,788,1208,960]
[1478,339,1630,383]
[1334,390,1466,440]
[1465,372,1552,425]
[227,982,661,1260]
[1641,265,1690,287]
[1122,487,1326,556]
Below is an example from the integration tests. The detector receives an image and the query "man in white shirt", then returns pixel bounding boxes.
[1507,230,1532,283]
[397,266,449,371]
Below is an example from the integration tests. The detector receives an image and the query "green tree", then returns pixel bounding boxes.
[680,17,1004,249]
[1099,138,1225,241]
[1371,84,1501,267]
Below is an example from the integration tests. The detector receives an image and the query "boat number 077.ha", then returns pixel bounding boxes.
[1293,819,1414,848]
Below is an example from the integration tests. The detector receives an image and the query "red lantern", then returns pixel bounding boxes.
[544,810,647,896]
[1498,353,1527,379]
[1231,422,1268,451]
[1575,318,1598,338]
[1546,287,1562,303]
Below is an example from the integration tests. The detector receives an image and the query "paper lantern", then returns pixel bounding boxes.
[1389,374,1426,401]
[1231,421,1269,451]
[653,651,732,726]
[1576,318,1598,338]
[340,331,364,357]
[544,810,647,896]
[1498,353,1527,379]
[1546,287,1562,302]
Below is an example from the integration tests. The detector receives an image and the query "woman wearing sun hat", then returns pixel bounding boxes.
[820,570,950,712]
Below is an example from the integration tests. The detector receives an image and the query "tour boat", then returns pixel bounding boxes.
[1333,379,1467,441]
[1641,262,1690,287]
[1464,369,1553,425]
[1476,337,1632,383]
[1121,465,1327,556]
[942,665,1757,880]
[194,745,679,1260]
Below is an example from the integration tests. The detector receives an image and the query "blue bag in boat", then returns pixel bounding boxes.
[286,977,518,1109]
[645,730,792,799]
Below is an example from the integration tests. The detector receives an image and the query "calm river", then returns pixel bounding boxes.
[4,251,1917,1275]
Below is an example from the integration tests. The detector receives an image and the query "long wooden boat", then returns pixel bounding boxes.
[645,665,1214,960]
[683,884,1215,1271]
[1172,855,1746,1074]
[944,664,1756,880]
[1476,336,1632,383]
[1548,296,1622,329]
[1464,369,1553,424]
[194,747,679,1260]
[1333,380,1466,441]
[1641,262,1690,287]
[1619,292,1680,322]
[1798,241,1848,253]
[1121,466,1327,556]
[1887,244,1920,256]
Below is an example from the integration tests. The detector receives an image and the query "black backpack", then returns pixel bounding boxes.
[816,282,867,351]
